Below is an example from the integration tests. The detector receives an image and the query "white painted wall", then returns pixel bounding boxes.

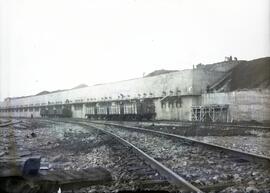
[201,90,270,122]
[154,96,200,121]
[0,69,226,120]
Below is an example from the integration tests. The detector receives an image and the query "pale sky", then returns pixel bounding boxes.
[0,0,269,101]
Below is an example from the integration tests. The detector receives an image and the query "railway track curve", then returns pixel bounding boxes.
[84,120,270,192]
[54,119,203,192]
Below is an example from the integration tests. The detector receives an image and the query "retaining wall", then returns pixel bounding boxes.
[201,90,270,122]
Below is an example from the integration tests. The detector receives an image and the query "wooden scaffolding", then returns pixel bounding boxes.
[191,104,229,122]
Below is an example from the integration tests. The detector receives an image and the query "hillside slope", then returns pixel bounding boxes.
[145,69,178,77]
[230,57,270,90]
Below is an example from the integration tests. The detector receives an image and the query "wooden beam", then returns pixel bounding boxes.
[0,156,41,177]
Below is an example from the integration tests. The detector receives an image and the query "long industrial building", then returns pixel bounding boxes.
[1,59,269,123]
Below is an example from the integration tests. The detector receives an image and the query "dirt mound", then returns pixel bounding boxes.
[71,83,88,89]
[36,91,50,95]
[145,69,178,77]
[230,57,270,90]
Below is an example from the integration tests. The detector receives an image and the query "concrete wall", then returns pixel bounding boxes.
[192,69,225,94]
[0,109,41,118]
[0,68,225,108]
[72,104,86,118]
[0,70,196,109]
[154,96,200,121]
[0,68,227,120]
[201,90,270,122]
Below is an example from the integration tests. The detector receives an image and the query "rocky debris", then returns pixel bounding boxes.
[245,186,259,193]
[190,136,270,157]
[99,124,270,192]
[0,120,22,127]
[51,154,68,163]
[0,152,7,157]
[0,119,176,192]
[106,121,270,157]
[53,131,174,192]
[31,132,37,138]
[104,120,270,137]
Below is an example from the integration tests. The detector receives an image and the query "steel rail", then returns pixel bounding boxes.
[57,120,203,193]
[9,117,270,165]
[89,121,270,166]
[0,120,22,127]
[5,118,270,192]
[100,120,270,130]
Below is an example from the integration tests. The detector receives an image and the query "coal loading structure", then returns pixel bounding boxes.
[1,58,269,123]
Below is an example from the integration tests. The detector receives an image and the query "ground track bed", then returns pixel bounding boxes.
[1,119,178,192]
[87,121,270,193]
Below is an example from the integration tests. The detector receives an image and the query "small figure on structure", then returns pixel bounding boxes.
[225,56,234,62]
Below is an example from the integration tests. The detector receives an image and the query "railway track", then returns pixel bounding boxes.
[97,120,270,157]
[47,119,203,192]
[86,129,178,192]
[0,120,22,127]
[89,121,270,164]
[84,120,270,192]
[134,120,270,130]
[95,120,270,132]
[8,118,270,192]
[1,119,185,192]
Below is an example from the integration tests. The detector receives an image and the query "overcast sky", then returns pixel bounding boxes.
[0,0,269,101]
